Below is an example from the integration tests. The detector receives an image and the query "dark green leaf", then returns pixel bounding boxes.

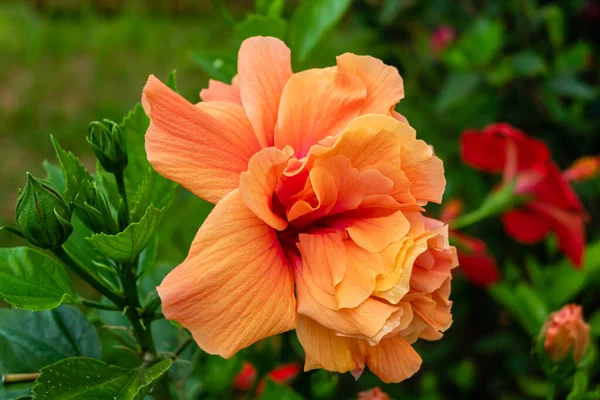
[435,73,480,111]
[555,42,592,73]
[235,14,287,40]
[512,51,547,77]
[259,378,304,400]
[0,307,101,375]
[289,0,353,62]
[0,382,34,400]
[542,5,564,48]
[200,352,244,395]
[50,136,93,203]
[189,52,237,82]
[32,357,171,400]
[0,247,76,310]
[458,19,504,67]
[546,73,597,100]
[256,0,285,17]
[89,206,162,263]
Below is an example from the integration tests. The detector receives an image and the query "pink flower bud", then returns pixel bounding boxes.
[541,304,591,363]
[357,387,390,400]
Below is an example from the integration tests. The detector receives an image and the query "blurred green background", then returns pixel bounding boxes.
[1,0,600,398]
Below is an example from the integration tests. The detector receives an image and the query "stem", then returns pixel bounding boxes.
[2,373,40,384]
[121,264,156,356]
[171,337,193,359]
[546,380,557,400]
[115,171,129,229]
[143,296,162,316]
[80,298,121,311]
[52,247,125,308]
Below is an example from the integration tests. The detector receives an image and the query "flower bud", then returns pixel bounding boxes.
[15,173,73,249]
[358,387,390,400]
[540,304,591,364]
[563,155,600,182]
[233,361,257,391]
[88,119,128,174]
[72,180,119,235]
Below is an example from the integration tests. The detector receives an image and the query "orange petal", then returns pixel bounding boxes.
[200,77,241,104]
[238,37,292,148]
[239,146,294,230]
[296,315,363,373]
[275,69,366,157]
[295,267,399,339]
[337,53,404,115]
[335,241,385,309]
[401,139,446,204]
[331,209,410,253]
[143,76,261,204]
[157,189,296,358]
[365,335,422,383]
[298,230,347,297]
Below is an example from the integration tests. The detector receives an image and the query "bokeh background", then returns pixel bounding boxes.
[1,0,600,398]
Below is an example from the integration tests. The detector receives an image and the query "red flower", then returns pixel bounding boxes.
[256,363,301,395]
[234,361,258,391]
[441,199,500,287]
[461,123,586,266]
[430,25,456,54]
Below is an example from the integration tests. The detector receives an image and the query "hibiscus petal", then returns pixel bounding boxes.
[199,77,241,104]
[157,190,296,358]
[239,37,292,148]
[401,139,446,204]
[337,53,404,115]
[364,335,422,383]
[298,230,348,298]
[502,208,551,243]
[296,315,363,373]
[143,76,261,204]
[239,146,294,231]
[331,209,410,253]
[275,68,366,157]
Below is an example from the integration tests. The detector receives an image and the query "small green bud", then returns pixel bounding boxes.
[88,119,128,174]
[72,181,119,235]
[15,173,73,249]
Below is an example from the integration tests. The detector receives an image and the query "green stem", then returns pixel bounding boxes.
[52,247,125,308]
[143,296,162,316]
[115,171,129,229]
[171,337,193,359]
[121,264,156,356]
[80,299,121,311]
[546,380,557,400]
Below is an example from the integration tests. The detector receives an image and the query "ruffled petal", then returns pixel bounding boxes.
[143,76,261,204]
[239,146,294,231]
[238,37,293,148]
[364,335,422,383]
[157,190,296,358]
[199,77,241,104]
[336,53,404,114]
[296,315,363,373]
[275,68,366,157]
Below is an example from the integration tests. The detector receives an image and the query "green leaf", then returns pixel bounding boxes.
[486,57,514,87]
[235,14,287,40]
[90,206,162,263]
[0,247,76,311]
[289,0,353,62]
[259,378,304,400]
[50,136,93,203]
[435,73,480,112]
[256,0,285,17]
[555,42,592,73]
[542,5,564,49]
[0,307,101,375]
[130,169,175,223]
[546,73,597,100]
[165,69,178,93]
[42,161,66,193]
[459,19,504,67]
[189,52,237,82]
[32,357,172,400]
[0,382,34,400]
[512,51,547,77]
[200,352,244,395]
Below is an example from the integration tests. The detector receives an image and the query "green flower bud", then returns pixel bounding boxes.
[72,180,119,235]
[88,119,128,174]
[15,173,73,249]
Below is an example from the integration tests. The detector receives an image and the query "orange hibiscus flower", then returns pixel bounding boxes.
[144,36,457,383]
